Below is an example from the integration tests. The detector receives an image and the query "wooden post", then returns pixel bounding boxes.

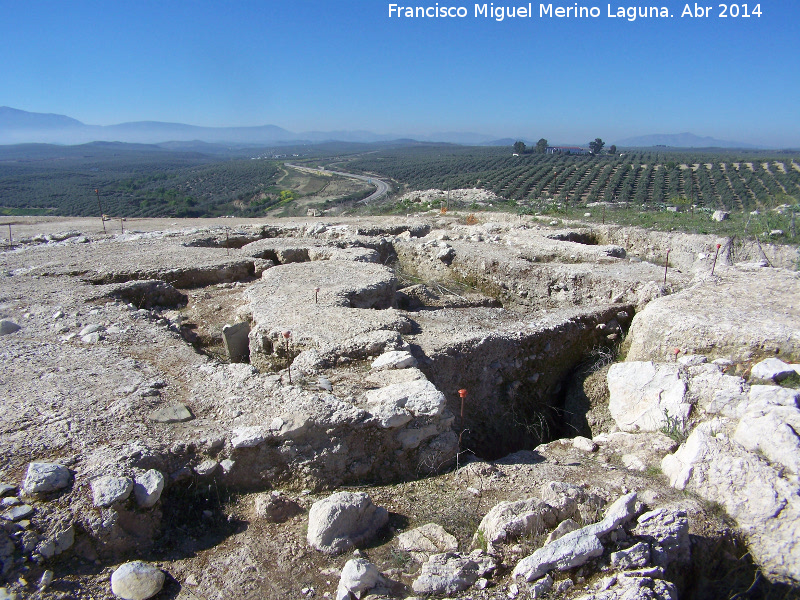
[7,224,11,249]
[711,243,721,276]
[95,189,106,233]
[283,331,292,384]
[663,249,671,285]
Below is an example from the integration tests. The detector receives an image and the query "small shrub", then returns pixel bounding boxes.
[388,549,412,569]
[474,528,487,552]
[645,465,662,477]
[660,409,689,444]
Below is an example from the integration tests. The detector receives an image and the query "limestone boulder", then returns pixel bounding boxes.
[22,463,71,494]
[110,561,165,600]
[513,493,638,582]
[364,379,446,428]
[132,470,164,509]
[307,492,388,555]
[336,558,384,600]
[686,362,748,417]
[474,498,556,547]
[411,551,495,595]
[397,523,457,562]
[624,268,800,363]
[751,357,796,382]
[633,507,690,569]
[91,476,134,508]
[733,405,800,475]
[610,541,651,570]
[661,426,800,583]
[607,362,690,432]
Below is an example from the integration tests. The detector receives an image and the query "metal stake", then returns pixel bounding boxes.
[663,249,671,285]
[7,224,11,249]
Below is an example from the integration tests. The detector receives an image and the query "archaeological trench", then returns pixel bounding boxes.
[0,210,799,599]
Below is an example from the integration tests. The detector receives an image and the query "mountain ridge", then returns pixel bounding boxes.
[614,132,760,149]
[0,107,769,149]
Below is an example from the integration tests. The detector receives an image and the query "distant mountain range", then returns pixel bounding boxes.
[0,107,767,149]
[613,132,761,149]
[0,107,500,146]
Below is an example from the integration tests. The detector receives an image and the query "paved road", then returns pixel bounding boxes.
[285,163,390,204]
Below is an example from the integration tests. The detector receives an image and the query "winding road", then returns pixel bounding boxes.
[284,163,390,204]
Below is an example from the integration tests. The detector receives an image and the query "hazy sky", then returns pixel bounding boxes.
[2,0,799,146]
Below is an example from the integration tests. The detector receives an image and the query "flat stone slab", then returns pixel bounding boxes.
[625,267,800,363]
[0,321,21,335]
[1,504,34,522]
[148,403,193,423]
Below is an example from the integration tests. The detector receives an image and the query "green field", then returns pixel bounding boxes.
[342,146,800,214]
[0,141,379,218]
[1,142,799,233]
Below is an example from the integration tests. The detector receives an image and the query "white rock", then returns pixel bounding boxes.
[219,459,235,474]
[610,542,651,569]
[133,470,164,508]
[365,379,446,428]
[194,460,218,476]
[748,385,800,409]
[530,574,553,598]
[91,476,134,508]
[633,507,690,568]
[23,462,71,494]
[512,527,603,582]
[0,587,20,600]
[474,498,555,546]
[371,350,418,370]
[110,561,165,600]
[734,405,800,474]
[572,436,597,452]
[397,523,457,561]
[411,552,493,595]
[539,481,597,523]
[307,492,388,555]
[661,427,800,582]
[544,519,580,545]
[608,362,690,432]
[621,454,647,471]
[336,558,383,600]
[678,354,707,367]
[231,426,271,448]
[712,210,730,222]
[79,324,104,337]
[513,493,636,582]
[396,424,438,449]
[751,358,796,382]
[39,570,54,590]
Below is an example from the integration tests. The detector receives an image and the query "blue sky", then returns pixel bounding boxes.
[2,0,799,146]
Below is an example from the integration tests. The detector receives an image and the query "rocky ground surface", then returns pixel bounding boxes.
[0,210,799,599]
